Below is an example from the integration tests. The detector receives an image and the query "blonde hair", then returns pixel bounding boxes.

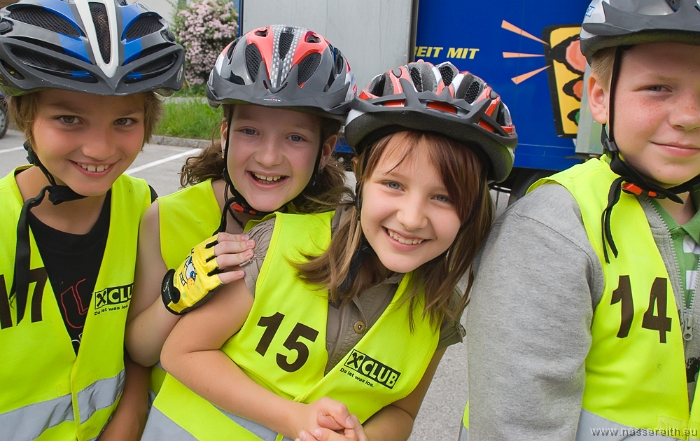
[9,91,163,149]
[589,46,618,90]
[296,130,494,328]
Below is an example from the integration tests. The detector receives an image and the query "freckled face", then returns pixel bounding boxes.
[589,42,700,187]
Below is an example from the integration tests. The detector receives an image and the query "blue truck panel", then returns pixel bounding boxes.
[415,0,592,171]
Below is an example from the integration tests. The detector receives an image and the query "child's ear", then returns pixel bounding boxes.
[319,134,337,169]
[588,74,609,125]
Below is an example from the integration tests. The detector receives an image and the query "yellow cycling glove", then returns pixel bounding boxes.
[161,235,222,315]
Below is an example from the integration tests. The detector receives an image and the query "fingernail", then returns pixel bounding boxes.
[241,235,249,240]
[247,240,255,247]
[346,416,354,428]
[313,428,323,437]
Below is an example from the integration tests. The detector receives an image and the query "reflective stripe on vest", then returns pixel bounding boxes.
[147,211,438,439]
[531,158,700,439]
[0,171,150,441]
[143,405,295,441]
[0,370,125,441]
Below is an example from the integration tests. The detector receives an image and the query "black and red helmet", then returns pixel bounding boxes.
[207,25,355,122]
[345,61,517,182]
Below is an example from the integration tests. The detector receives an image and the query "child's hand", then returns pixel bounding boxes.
[290,397,354,438]
[213,232,256,279]
[296,415,368,441]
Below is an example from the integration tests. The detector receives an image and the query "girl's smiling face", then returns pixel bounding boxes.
[360,135,462,274]
[223,104,333,213]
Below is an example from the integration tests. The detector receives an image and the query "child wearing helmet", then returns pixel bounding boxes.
[463,0,700,439]
[139,60,516,441]
[0,0,184,440]
[124,25,355,398]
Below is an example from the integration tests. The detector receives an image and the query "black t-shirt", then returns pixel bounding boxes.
[28,192,111,353]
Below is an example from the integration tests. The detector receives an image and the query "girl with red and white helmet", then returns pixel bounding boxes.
[141,60,516,441]
[125,25,355,400]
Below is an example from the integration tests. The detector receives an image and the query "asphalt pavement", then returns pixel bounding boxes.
[0,129,512,440]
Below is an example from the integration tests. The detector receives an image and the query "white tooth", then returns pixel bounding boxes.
[97,165,106,172]
[389,230,423,245]
[88,165,96,172]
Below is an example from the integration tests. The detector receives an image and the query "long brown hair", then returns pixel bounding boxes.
[296,130,494,327]
[179,104,347,212]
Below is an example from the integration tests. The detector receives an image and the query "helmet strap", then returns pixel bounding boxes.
[218,110,273,233]
[599,47,700,262]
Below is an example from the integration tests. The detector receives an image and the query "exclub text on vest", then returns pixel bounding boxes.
[94,284,132,315]
[342,349,401,389]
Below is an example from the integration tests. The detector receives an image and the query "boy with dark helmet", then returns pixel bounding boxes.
[463,0,700,439]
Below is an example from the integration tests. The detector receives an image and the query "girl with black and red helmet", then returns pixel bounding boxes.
[141,60,516,441]
[125,25,356,397]
[0,0,184,439]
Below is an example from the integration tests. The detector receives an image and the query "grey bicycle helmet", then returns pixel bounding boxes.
[0,0,184,96]
[207,25,355,122]
[345,61,517,183]
[580,0,700,60]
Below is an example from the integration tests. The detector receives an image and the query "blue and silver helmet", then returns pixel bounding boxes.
[0,0,184,96]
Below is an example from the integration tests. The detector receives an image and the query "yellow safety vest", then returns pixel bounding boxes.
[541,158,700,440]
[143,211,439,441]
[151,180,297,399]
[0,168,150,441]
[150,180,222,398]
[461,158,700,440]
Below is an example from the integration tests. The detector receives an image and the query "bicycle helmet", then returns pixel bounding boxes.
[344,61,517,183]
[2,0,185,324]
[0,0,185,96]
[578,0,700,262]
[580,0,700,61]
[208,25,356,230]
[207,24,355,122]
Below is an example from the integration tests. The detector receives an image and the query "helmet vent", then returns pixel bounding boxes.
[297,52,321,85]
[369,75,389,96]
[245,43,262,80]
[278,30,293,59]
[12,47,96,83]
[305,32,320,43]
[409,67,423,92]
[439,65,455,86]
[125,53,177,83]
[665,0,681,10]
[334,50,344,74]
[465,81,482,104]
[254,28,268,37]
[8,6,80,38]
[125,14,163,40]
[89,2,110,64]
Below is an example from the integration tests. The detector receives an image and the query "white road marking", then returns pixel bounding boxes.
[125,148,202,175]
[0,146,24,154]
